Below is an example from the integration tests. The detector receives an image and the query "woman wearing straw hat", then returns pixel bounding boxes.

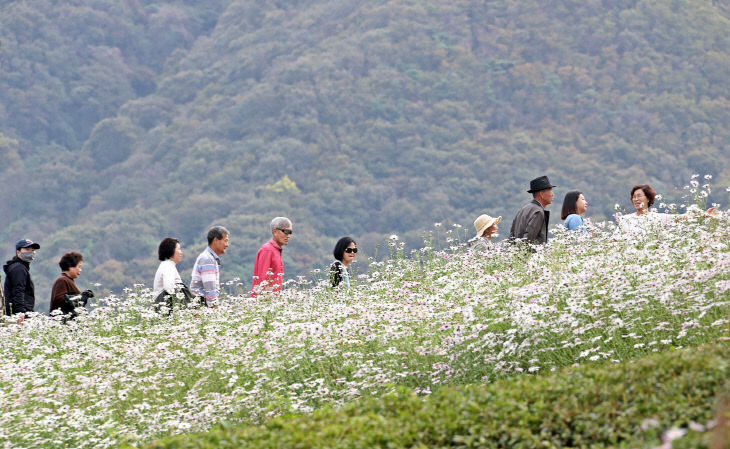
[469,214,502,252]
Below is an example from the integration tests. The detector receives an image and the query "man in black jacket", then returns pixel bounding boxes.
[510,176,556,244]
[3,239,40,316]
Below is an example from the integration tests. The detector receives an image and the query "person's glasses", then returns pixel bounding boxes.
[345,247,358,254]
[277,228,293,235]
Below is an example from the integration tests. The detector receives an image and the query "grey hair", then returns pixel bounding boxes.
[270,217,292,232]
[207,225,229,245]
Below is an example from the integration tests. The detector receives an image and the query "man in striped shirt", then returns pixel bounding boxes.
[190,226,229,307]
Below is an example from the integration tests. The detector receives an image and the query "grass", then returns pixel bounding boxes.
[142,342,730,449]
[0,208,728,448]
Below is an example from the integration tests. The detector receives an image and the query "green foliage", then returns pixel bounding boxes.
[82,117,141,169]
[0,133,22,173]
[143,344,730,449]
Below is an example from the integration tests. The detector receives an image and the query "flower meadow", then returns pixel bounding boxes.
[2,211,730,448]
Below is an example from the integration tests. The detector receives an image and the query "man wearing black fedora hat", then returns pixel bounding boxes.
[510,176,556,244]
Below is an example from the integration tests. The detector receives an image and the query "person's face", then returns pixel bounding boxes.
[171,243,183,264]
[273,226,292,246]
[16,247,35,259]
[67,261,83,279]
[538,188,554,206]
[576,194,588,215]
[482,223,498,238]
[632,189,648,212]
[211,234,230,255]
[342,242,357,265]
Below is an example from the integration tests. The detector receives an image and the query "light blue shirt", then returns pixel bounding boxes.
[564,214,585,231]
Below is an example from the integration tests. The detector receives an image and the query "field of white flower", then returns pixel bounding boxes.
[1,209,729,448]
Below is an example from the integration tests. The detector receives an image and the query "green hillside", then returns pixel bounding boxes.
[1,0,729,309]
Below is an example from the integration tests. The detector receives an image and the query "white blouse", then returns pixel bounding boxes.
[618,211,676,234]
[153,260,183,295]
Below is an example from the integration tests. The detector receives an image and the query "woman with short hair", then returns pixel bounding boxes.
[561,191,588,231]
[153,237,184,296]
[619,184,715,233]
[50,252,86,315]
[330,237,357,289]
[630,184,657,215]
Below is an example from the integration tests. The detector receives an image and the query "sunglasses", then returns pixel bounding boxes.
[277,228,293,235]
[345,247,358,254]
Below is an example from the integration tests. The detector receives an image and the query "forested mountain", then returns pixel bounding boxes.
[1,0,729,309]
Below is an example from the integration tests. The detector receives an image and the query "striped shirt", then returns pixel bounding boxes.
[190,247,221,306]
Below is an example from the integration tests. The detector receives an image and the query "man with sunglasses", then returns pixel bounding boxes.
[251,217,292,296]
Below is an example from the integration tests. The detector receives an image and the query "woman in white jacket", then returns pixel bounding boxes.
[619,184,715,233]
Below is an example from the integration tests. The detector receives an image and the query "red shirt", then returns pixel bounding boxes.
[251,239,284,296]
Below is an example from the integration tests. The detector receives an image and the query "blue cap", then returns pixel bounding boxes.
[15,239,40,251]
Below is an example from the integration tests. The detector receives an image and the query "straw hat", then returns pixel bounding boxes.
[474,214,502,238]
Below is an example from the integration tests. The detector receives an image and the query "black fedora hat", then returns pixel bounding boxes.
[527,175,557,193]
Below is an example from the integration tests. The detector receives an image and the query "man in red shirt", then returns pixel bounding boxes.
[251,217,292,296]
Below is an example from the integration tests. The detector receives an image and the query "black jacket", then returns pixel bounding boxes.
[330,261,344,287]
[3,257,35,315]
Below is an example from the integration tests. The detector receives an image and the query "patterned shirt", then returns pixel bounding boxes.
[190,247,221,306]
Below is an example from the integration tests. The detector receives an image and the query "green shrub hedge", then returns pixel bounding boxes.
[143,344,730,449]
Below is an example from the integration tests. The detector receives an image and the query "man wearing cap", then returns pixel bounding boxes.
[3,239,40,315]
[469,214,502,252]
[510,176,556,244]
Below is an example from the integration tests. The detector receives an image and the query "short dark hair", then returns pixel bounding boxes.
[207,226,229,245]
[561,190,582,220]
[631,184,656,207]
[59,252,83,271]
[158,238,179,261]
[333,236,356,262]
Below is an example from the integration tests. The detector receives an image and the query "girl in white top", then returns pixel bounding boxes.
[153,237,184,296]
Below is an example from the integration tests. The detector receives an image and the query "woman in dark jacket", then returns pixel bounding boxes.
[330,237,357,289]
[50,252,91,315]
